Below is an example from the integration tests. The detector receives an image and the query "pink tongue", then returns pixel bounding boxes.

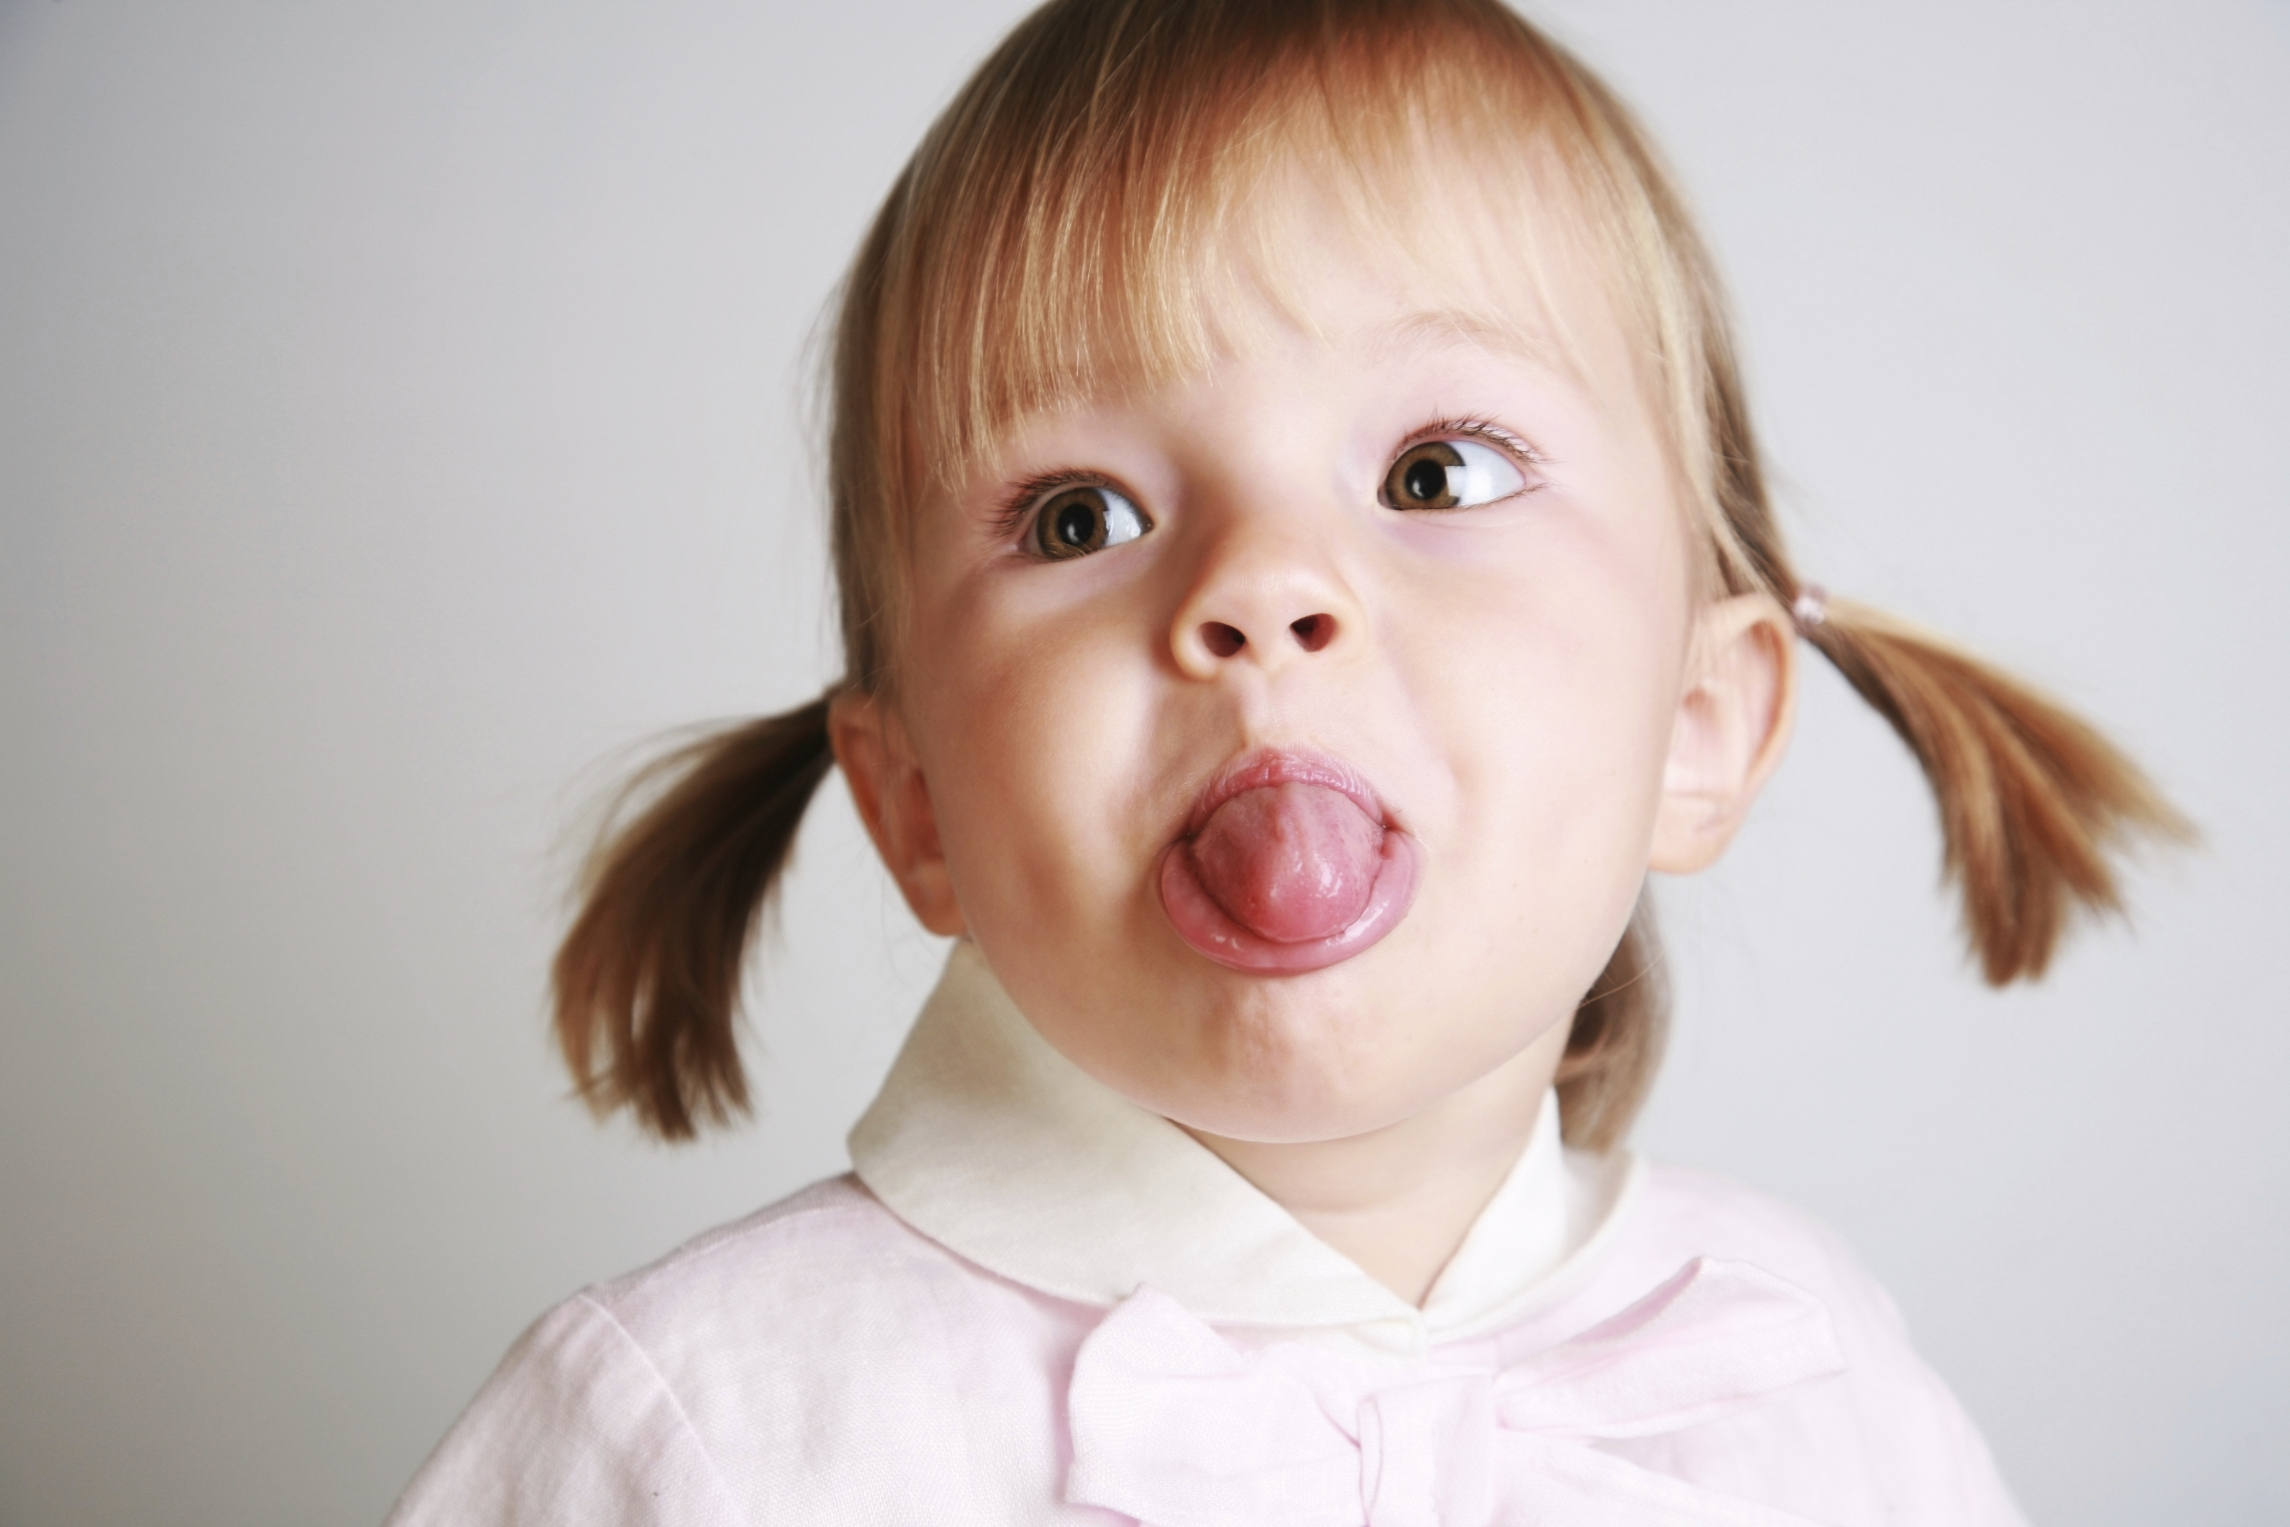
[1188,783,1384,944]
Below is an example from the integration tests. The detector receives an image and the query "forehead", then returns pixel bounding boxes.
[1227,156,1633,388]
[946,139,1655,477]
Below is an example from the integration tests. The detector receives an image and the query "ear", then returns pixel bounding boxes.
[1647,592,1798,874]
[827,690,968,936]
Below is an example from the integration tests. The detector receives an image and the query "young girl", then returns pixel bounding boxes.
[389,1,2183,1521]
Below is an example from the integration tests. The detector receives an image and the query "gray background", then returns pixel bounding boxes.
[2,1,2284,1523]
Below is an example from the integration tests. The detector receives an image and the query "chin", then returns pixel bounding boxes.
[1150,965,1463,1139]
[1159,1059,1451,1146]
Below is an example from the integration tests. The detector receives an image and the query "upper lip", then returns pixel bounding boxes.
[1178,745,1393,838]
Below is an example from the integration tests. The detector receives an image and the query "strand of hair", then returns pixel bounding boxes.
[1805,600,2191,985]
[551,695,837,1140]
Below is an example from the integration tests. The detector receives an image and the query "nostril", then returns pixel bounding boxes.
[1200,621,1246,658]
[1290,613,1336,653]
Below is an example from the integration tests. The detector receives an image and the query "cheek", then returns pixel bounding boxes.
[1390,506,1689,950]
[902,575,1168,946]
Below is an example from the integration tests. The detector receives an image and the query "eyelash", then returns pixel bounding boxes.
[994,469,1111,543]
[1406,417,1543,468]
[996,418,1543,547]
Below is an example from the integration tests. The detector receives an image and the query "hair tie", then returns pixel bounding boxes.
[1791,583,1829,635]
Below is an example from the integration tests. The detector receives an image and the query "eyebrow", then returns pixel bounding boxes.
[1379,308,1582,382]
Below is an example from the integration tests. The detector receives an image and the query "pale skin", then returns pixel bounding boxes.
[832,183,1797,1306]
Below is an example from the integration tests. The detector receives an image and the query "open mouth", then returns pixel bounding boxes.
[1155,747,1422,974]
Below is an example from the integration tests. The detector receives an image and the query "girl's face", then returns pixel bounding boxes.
[839,177,1790,1146]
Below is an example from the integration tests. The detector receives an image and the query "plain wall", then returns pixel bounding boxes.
[1,2,2284,1523]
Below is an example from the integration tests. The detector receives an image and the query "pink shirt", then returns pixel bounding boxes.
[387,943,2027,1525]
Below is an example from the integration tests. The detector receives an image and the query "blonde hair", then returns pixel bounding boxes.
[553,0,2187,1145]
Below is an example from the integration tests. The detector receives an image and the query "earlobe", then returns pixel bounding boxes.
[1647,593,1798,875]
[826,691,968,936]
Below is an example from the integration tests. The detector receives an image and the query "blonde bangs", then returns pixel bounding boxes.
[888,3,1680,465]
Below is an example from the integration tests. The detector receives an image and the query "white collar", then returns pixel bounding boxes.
[850,941,1639,1355]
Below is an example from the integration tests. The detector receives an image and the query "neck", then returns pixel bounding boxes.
[1180,1021,1571,1306]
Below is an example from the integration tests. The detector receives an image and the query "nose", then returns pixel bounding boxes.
[1169,518,1364,680]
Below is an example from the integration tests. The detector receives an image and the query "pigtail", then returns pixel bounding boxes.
[1557,900,1668,1153]
[1800,598,2191,984]
[551,694,838,1140]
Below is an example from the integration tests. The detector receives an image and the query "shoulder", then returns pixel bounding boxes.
[1564,1159,2027,1527]
[1604,1160,1956,1423]
[1619,1162,1911,1336]
[388,1174,1094,1527]
[543,1172,1077,1421]
[583,1173,955,1335]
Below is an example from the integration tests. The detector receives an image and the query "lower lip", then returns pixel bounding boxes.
[1155,816,1422,974]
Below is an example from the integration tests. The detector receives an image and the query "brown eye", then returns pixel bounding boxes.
[1382,437,1525,511]
[1030,484,1149,560]
[1387,442,1464,508]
